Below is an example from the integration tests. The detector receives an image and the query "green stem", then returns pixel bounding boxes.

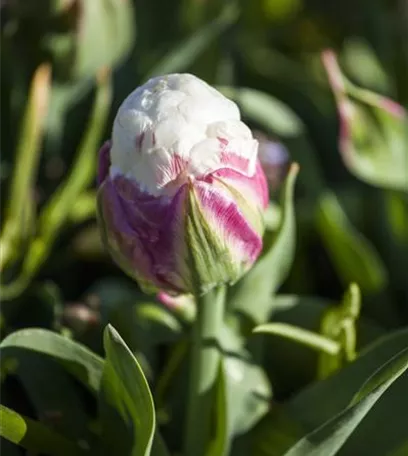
[184,286,226,456]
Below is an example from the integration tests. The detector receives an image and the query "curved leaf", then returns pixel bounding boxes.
[99,325,155,456]
[0,328,103,393]
[283,348,408,456]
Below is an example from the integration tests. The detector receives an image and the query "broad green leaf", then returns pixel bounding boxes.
[99,324,155,456]
[287,328,408,428]
[351,348,408,405]
[228,163,298,323]
[253,323,340,356]
[0,328,103,393]
[316,192,387,293]
[146,4,238,78]
[0,405,86,456]
[283,347,408,456]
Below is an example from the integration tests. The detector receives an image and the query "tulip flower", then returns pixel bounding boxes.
[97,74,268,295]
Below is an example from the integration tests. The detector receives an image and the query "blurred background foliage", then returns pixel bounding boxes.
[0,0,407,455]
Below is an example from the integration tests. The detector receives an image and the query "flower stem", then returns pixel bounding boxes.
[184,285,226,456]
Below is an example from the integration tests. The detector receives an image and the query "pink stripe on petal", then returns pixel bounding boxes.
[193,180,263,267]
[100,176,191,293]
[213,160,269,210]
[218,139,258,177]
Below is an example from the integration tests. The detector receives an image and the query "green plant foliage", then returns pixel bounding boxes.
[1,1,407,455]
[99,325,157,456]
[0,405,87,456]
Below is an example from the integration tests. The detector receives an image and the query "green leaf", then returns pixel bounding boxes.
[0,328,103,393]
[0,405,86,456]
[229,163,299,324]
[99,324,156,456]
[283,347,408,456]
[316,192,387,293]
[146,3,238,78]
[287,327,408,429]
[253,323,340,356]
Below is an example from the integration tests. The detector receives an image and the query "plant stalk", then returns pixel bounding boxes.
[184,285,226,456]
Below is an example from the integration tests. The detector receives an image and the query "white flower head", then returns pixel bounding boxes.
[109,74,258,196]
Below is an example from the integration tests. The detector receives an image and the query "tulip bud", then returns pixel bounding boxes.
[97,74,268,295]
[322,50,408,191]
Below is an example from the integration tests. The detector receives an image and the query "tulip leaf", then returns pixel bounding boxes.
[0,405,87,456]
[0,328,103,393]
[228,163,298,324]
[99,324,156,456]
[282,347,408,456]
[316,192,387,293]
[281,327,408,456]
